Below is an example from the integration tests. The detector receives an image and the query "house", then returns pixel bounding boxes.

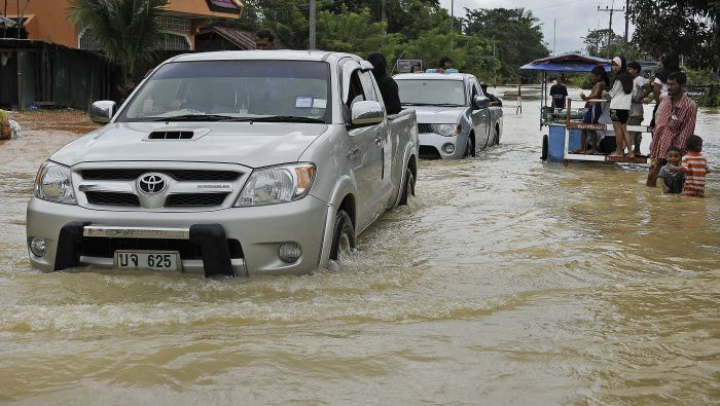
[8,0,244,51]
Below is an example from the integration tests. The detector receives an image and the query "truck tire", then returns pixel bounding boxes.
[464,135,474,158]
[329,210,355,261]
[541,134,548,161]
[493,128,500,146]
[399,166,415,206]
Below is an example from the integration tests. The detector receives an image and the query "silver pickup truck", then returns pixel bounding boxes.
[394,73,503,159]
[26,51,418,277]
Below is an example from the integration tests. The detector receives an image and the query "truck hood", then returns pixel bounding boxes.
[51,122,328,168]
[409,106,467,124]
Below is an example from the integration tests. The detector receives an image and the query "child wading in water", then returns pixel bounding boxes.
[657,147,685,194]
[675,135,712,197]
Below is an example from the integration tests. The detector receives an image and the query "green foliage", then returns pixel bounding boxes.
[316,7,398,53]
[630,0,719,70]
[463,7,549,81]
[67,0,169,81]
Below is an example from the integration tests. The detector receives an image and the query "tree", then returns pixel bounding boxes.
[630,0,719,70]
[463,7,549,81]
[67,0,169,93]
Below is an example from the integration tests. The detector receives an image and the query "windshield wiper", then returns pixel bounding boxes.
[148,114,239,122]
[248,116,326,123]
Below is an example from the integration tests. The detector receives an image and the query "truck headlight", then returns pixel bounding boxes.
[33,161,77,205]
[434,123,462,137]
[235,163,316,207]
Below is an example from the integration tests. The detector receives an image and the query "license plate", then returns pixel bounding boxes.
[114,251,180,271]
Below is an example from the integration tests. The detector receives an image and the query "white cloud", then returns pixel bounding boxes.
[438,0,634,55]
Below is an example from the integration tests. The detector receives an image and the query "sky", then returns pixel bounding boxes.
[438,0,635,55]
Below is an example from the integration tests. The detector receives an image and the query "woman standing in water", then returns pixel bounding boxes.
[608,56,635,158]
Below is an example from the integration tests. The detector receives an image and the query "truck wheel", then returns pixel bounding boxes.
[329,210,355,261]
[399,167,415,206]
[541,134,548,161]
[464,136,474,158]
[493,129,500,146]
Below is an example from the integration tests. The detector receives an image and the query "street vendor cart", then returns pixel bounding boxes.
[520,54,650,165]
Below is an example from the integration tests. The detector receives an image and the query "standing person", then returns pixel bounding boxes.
[549,76,568,109]
[646,71,698,187]
[650,53,680,126]
[657,147,685,194]
[628,61,649,155]
[678,135,712,197]
[573,65,610,154]
[367,52,402,115]
[608,56,634,158]
[255,29,275,50]
[411,64,422,73]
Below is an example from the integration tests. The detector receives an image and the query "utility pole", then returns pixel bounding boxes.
[308,0,316,50]
[449,0,454,50]
[624,0,630,42]
[381,0,386,34]
[597,1,625,58]
[553,20,557,56]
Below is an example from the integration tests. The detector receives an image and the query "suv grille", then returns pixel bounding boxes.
[81,169,241,182]
[418,123,434,133]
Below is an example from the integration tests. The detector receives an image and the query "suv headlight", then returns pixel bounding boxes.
[33,161,77,205]
[434,123,462,137]
[235,163,316,207]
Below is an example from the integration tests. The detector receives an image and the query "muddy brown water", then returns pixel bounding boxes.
[1,90,718,405]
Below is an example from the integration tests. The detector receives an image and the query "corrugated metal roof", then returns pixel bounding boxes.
[198,27,256,50]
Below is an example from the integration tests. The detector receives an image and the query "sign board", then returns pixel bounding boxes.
[396,59,423,73]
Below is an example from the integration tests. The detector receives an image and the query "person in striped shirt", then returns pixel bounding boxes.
[674,135,712,197]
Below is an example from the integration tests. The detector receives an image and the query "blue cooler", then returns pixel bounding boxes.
[547,125,581,162]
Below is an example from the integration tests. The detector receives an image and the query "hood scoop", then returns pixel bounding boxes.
[145,128,211,141]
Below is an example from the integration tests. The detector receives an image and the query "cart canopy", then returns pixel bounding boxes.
[520,54,611,72]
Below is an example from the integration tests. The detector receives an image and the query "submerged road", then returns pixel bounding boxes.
[1,88,718,405]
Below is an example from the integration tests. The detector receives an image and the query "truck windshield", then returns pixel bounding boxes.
[117,60,332,123]
[396,79,466,107]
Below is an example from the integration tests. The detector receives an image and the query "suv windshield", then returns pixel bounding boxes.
[117,60,332,123]
[396,79,466,107]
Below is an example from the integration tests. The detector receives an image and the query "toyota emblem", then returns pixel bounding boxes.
[137,174,167,194]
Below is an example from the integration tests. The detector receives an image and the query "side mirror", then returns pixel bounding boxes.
[351,101,384,126]
[473,95,490,109]
[89,100,117,124]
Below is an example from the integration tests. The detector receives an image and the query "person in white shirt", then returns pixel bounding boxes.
[608,56,635,158]
[627,61,649,155]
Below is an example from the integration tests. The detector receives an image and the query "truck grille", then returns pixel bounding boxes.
[81,169,241,182]
[165,193,230,207]
[86,192,140,207]
[78,166,244,210]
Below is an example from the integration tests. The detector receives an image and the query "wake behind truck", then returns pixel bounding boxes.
[26,50,418,277]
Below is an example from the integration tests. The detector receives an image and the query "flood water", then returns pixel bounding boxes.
[1,89,718,405]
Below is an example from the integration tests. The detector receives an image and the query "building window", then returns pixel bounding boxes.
[78,28,102,51]
[160,33,191,51]
[157,16,191,33]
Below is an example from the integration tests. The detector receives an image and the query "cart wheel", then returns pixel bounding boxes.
[541,134,548,161]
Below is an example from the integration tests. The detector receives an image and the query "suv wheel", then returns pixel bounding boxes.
[399,167,415,206]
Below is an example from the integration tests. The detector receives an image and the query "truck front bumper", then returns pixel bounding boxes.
[26,195,329,277]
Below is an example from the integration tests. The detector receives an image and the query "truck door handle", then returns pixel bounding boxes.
[374,135,383,146]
